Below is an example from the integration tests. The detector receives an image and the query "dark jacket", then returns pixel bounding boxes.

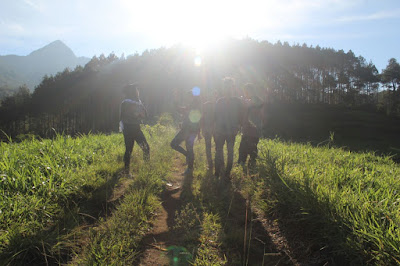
[119,99,146,126]
[214,96,244,135]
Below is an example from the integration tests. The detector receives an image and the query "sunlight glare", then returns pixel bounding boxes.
[194,56,202,66]
[120,0,286,50]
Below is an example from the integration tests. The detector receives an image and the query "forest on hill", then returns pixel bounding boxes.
[1,38,399,145]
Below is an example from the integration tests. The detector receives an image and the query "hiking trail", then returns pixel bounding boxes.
[139,155,187,265]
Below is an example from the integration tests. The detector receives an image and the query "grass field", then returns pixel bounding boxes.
[1,119,400,265]
[248,139,400,264]
[0,122,175,265]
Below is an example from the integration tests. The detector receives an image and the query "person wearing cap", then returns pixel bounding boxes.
[120,83,150,174]
[214,77,245,178]
[170,88,202,175]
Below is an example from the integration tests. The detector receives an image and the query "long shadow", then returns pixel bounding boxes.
[258,155,361,265]
[264,184,356,265]
[196,171,286,265]
[137,172,194,265]
[1,167,124,265]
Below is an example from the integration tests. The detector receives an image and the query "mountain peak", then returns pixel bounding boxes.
[47,40,67,48]
[29,40,76,58]
[0,40,90,90]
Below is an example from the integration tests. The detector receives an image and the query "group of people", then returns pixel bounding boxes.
[120,78,264,178]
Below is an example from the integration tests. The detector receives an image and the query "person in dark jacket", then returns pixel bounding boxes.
[171,88,202,175]
[120,83,150,174]
[214,77,245,178]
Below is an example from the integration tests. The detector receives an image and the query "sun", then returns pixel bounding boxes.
[155,5,230,51]
[121,0,264,51]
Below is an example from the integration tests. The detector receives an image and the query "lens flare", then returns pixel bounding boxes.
[192,86,201,96]
[189,109,201,123]
[194,56,202,66]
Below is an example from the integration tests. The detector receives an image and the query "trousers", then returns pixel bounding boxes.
[123,124,150,170]
[214,133,237,177]
[170,128,197,169]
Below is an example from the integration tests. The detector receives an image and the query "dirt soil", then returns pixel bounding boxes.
[136,157,331,265]
[139,156,186,266]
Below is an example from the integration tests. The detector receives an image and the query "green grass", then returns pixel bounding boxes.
[70,122,176,265]
[0,121,176,265]
[2,118,400,265]
[249,138,400,264]
[0,133,126,263]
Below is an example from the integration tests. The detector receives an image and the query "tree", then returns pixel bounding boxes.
[380,58,400,115]
[381,58,400,92]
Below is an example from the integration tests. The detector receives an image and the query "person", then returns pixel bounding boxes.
[242,83,264,134]
[214,77,245,178]
[238,83,264,167]
[170,88,202,175]
[238,120,259,168]
[120,83,150,174]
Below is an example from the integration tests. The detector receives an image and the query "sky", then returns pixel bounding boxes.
[0,0,399,72]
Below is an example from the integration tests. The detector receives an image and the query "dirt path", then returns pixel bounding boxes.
[139,156,187,266]
[135,156,321,265]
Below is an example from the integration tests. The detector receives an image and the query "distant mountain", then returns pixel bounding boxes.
[0,40,90,91]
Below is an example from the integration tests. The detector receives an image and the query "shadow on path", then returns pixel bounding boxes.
[138,160,193,265]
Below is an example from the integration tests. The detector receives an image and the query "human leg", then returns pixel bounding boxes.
[225,134,236,176]
[123,128,135,172]
[135,127,150,161]
[170,128,188,157]
[248,142,258,168]
[204,132,213,170]
[185,133,196,170]
[238,136,248,164]
[214,134,225,177]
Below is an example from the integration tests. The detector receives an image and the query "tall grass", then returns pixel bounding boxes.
[70,122,177,264]
[0,133,125,263]
[254,139,400,264]
[3,120,399,264]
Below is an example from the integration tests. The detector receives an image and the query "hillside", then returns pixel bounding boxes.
[0,40,90,91]
[1,124,399,265]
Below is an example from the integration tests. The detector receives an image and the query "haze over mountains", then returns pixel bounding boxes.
[0,40,90,91]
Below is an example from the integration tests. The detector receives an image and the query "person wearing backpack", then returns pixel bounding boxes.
[120,83,150,174]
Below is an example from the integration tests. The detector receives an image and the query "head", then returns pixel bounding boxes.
[243,83,256,98]
[222,77,236,97]
[123,83,140,100]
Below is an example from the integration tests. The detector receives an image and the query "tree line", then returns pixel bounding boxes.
[1,38,399,139]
